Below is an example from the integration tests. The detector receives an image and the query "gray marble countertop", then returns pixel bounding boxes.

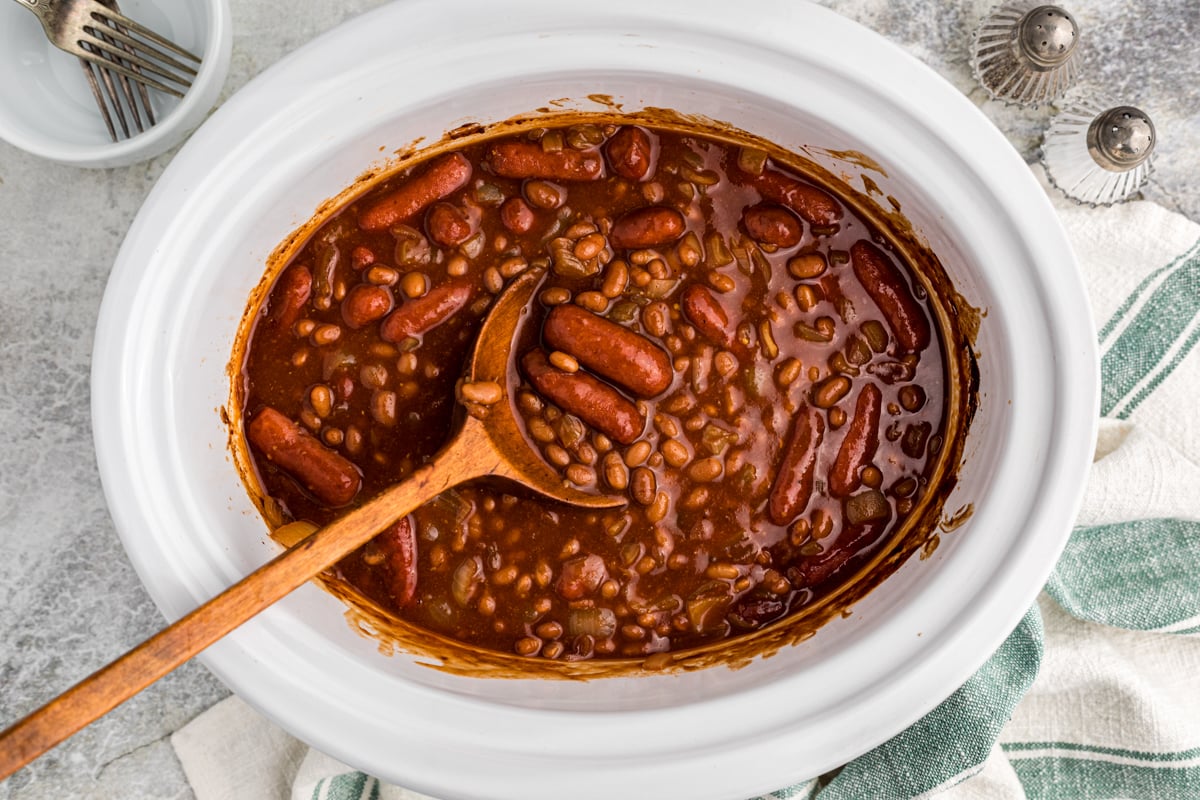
[2,1,1197,798]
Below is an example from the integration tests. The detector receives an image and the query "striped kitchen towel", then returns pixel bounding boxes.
[171,167,1200,800]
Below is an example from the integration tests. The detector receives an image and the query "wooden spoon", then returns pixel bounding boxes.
[0,267,622,779]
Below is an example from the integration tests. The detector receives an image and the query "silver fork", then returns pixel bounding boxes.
[78,0,156,141]
[14,0,201,102]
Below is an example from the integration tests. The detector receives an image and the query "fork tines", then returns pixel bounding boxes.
[75,0,202,142]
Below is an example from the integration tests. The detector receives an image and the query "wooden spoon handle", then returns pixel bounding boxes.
[0,419,497,781]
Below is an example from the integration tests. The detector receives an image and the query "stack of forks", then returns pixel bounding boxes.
[14,0,202,141]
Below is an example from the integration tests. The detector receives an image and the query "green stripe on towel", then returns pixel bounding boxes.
[1007,750,1200,799]
[1046,519,1200,631]
[1099,240,1200,417]
[810,608,1043,800]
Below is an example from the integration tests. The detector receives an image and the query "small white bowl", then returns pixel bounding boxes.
[0,0,231,167]
[93,1,1098,797]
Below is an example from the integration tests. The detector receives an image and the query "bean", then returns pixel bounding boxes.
[395,351,418,375]
[515,637,542,656]
[605,126,654,180]
[625,441,653,467]
[776,357,803,387]
[641,301,670,338]
[767,405,825,524]
[829,383,883,497]
[521,349,644,445]
[609,206,686,250]
[483,266,504,294]
[688,457,723,482]
[459,380,503,405]
[294,319,316,338]
[540,287,572,306]
[543,305,672,397]
[446,255,470,276]
[677,232,702,267]
[247,407,361,506]
[661,439,690,468]
[602,452,629,490]
[486,139,604,181]
[371,390,398,426]
[308,384,334,418]
[396,272,426,300]
[706,562,740,581]
[902,421,932,459]
[788,253,827,280]
[566,464,596,486]
[548,350,580,372]
[759,321,779,360]
[812,375,852,408]
[545,444,571,467]
[574,232,607,261]
[600,259,629,298]
[527,417,556,443]
[795,284,819,312]
[630,467,657,505]
[524,179,565,210]
[359,152,473,231]
[365,266,399,287]
[851,239,931,353]
[708,272,737,294]
[742,203,803,248]
[565,221,598,238]
[311,324,342,346]
[646,491,670,523]
[861,465,883,488]
[829,407,848,428]
[899,385,927,412]
[380,279,472,342]
[499,256,529,279]
[574,291,609,313]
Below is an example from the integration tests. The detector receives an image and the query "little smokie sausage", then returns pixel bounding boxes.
[829,383,883,498]
[767,405,825,525]
[425,202,476,247]
[851,239,931,353]
[609,206,686,250]
[379,279,472,342]
[680,283,743,355]
[732,158,843,227]
[380,515,418,607]
[358,153,473,232]
[790,516,890,587]
[542,305,672,398]
[247,407,362,507]
[485,140,604,181]
[520,349,644,445]
[605,126,654,181]
[269,264,312,330]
